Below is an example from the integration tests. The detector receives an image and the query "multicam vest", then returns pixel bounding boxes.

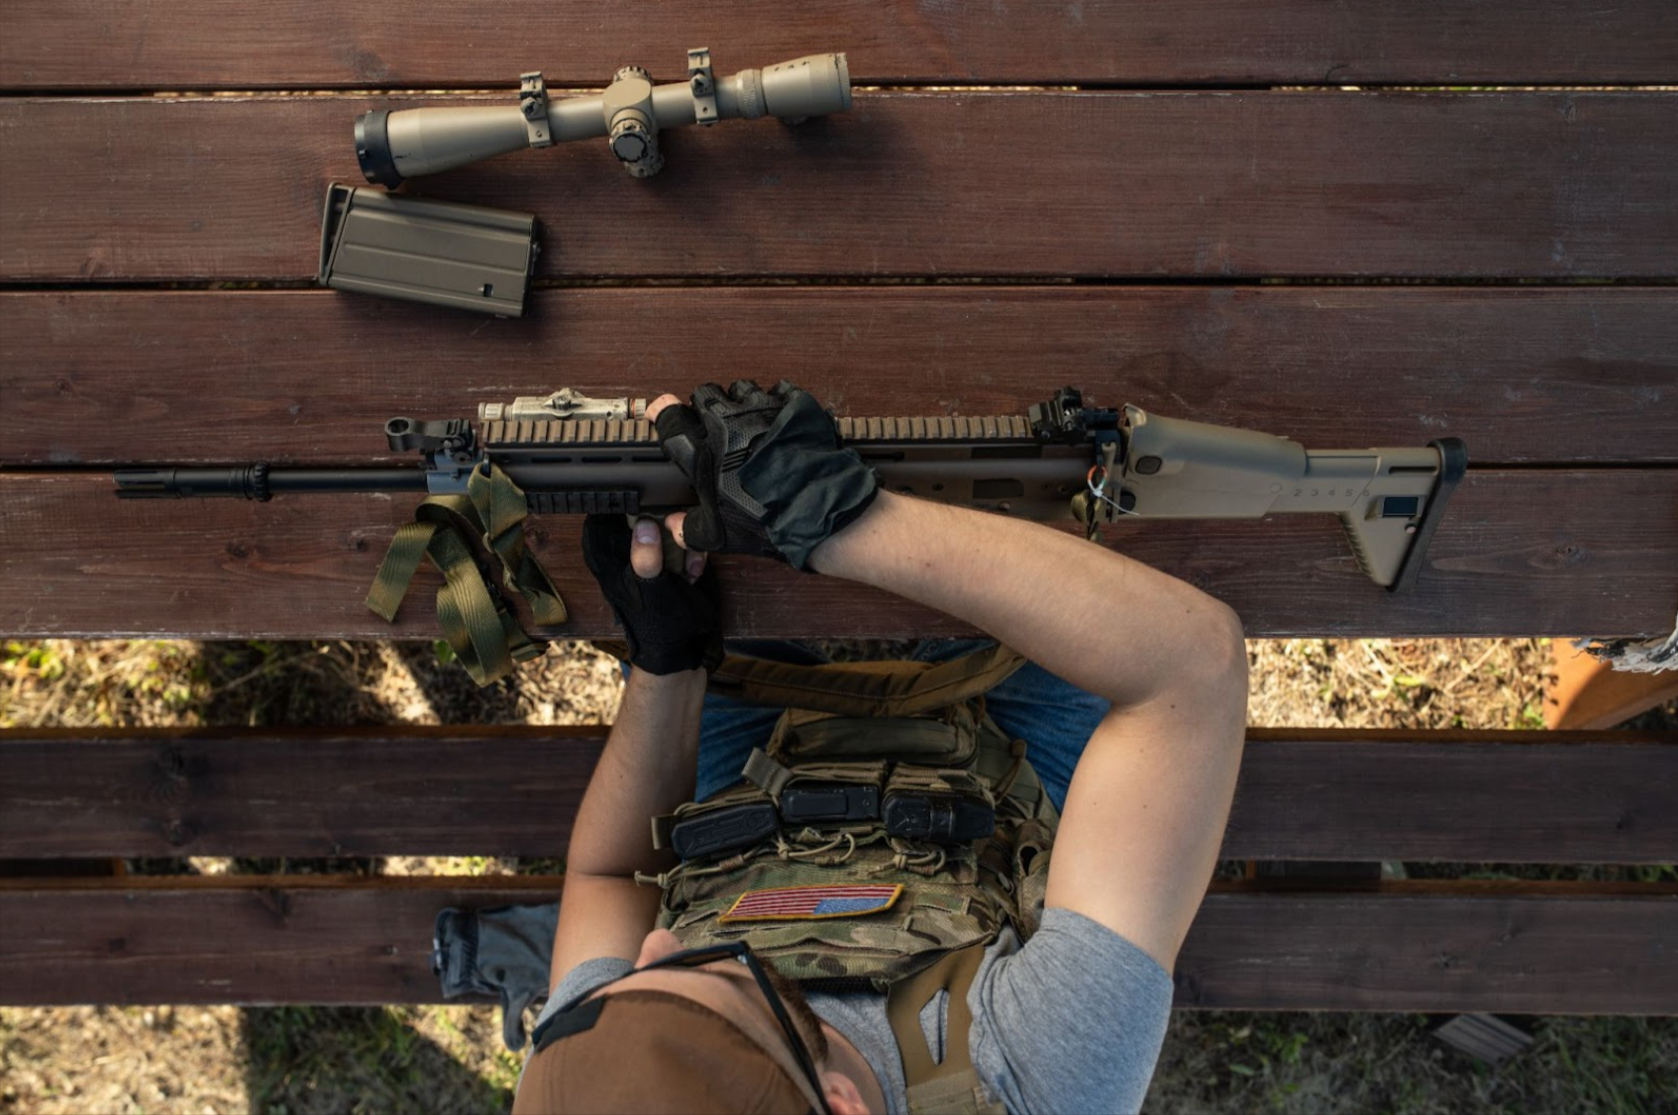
[640,644,1063,1114]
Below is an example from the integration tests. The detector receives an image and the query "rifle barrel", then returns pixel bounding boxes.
[115,467,427,500]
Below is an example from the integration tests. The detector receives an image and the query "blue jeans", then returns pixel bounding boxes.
[626,640,1109,811]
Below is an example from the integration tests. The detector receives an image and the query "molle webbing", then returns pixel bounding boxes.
[479,414,1038,453]
[706,642,1029,718]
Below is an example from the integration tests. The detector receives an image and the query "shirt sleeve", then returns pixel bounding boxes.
[968,906,1174,1115]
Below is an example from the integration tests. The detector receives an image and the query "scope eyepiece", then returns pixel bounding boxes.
[355,110,402,187]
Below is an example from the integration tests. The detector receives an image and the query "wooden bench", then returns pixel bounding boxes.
[2,2,1676,1016]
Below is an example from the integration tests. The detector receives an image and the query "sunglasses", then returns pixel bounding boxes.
[533,940,833,1115]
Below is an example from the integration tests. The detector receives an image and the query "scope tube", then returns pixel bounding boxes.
[357,51,850,186]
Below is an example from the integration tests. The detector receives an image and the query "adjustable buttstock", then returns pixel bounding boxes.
[1115,408,1467,589]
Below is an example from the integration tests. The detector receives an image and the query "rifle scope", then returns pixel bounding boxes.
[356,48,851,185]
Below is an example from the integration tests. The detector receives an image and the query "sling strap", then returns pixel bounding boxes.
[366,463,565,685]
[885,942,1008,1115]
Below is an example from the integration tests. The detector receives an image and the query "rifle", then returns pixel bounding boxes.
[114,388,1466,680]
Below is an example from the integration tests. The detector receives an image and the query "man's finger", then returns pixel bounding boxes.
[664,510,688,549]
[680,504,726,553]
[645,393,683,423]
[630,518,663,579]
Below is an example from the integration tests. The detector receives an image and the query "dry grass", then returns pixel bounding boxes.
[1,635,1673,1114]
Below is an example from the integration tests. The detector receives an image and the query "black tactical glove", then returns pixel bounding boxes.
[582,515,723,675]
[654,380,879,569]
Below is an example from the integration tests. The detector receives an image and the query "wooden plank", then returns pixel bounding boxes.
[5,287,1675,467]
[0,875,561,1006]
[0,727,605,860]
[1175,882,1678,1013]
[5,1,1676,88]
[4,92,1675,282]
[2,468,1674,639]
[2,876,1673,1012]
[1545,642,1678,729]
[1220,730,1678,863]
[3,727,1675,863]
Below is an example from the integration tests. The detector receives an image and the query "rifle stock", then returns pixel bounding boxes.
[1114,407,1468,590]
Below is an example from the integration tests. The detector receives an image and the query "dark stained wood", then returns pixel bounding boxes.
[0,875,561,1006]
[0,727,605,860]
[3,727,1674,863]
[1221,730,1678,863]
[5,287,1675,467]
[3,876,1674,1012]
[1175,882,1678,1013]
[4,92,1675,282]
[4,1,1676,88]
[2,469,1674,639]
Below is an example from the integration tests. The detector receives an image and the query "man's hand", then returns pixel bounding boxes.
[582,514,722,675]
[648,380,878,569]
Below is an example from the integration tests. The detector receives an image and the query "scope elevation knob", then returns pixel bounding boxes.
[603,64,663,176]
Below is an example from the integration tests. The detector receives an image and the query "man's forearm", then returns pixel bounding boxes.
[812,490,1241,705]
[566,667,708,879]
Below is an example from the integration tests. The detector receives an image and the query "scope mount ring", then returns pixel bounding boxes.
[688,47,719,125]
[519,72,554,147]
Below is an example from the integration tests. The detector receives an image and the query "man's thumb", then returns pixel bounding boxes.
[629,518,663,579]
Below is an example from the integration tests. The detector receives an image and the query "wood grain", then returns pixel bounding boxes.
[3,876,1673,1012]
[0,875,561,1006]
[4,1,1676,88]
[3,727,1673,863]
[1175,883,1678,1013]
[4,92,1675,281]
[5,286,1675,466]
[2,469,1675,639]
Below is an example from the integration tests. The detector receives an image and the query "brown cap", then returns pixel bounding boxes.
[512,990,819,1114]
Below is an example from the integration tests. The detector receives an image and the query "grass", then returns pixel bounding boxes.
[1145,1013,1678,1115]
[243,1007,513,1115]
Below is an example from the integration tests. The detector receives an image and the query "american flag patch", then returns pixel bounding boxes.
[718,884,903,923]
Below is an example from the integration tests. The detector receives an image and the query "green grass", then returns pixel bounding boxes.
[1144,1012,1678,1115]
[243,1006,513,1115]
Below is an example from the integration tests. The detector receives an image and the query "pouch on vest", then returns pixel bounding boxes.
[770,759,890,825]
[655,782,780,863]
[770,706,981,766]
[882,765,997,844]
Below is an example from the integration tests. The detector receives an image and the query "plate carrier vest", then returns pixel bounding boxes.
[637,643,1062,1115]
